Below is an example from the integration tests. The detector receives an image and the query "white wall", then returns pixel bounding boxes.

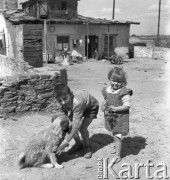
[0,14,14,58]
[46,23,130,59]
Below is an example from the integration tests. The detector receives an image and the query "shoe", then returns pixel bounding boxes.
[83,147,92,159]
[67,143,83,154]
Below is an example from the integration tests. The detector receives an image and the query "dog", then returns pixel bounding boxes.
[18,114,70,169]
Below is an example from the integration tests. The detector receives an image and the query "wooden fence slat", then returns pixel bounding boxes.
[24,51,42,57]
[24,46,42,51]
[24,35,42,40]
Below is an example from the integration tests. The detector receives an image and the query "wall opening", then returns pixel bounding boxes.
[85,35,98,59]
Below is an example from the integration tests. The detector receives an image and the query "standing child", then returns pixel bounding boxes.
[101,67,132,163]
[53,84,99,159]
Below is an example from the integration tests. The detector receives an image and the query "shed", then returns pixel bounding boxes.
[0,0,140,67]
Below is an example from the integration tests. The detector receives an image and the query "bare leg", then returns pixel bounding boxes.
[79,117,93,147]
[73,131,82,145]
[79,117,93,158]
[113,135,122,163]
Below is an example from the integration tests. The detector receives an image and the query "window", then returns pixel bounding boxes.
[61,1,67,10]
[57,36,69,50]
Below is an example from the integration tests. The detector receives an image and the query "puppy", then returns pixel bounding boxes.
[18,114,70,169]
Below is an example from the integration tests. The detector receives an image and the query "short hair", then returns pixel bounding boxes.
[53,84,73,98]
[108,67,127,86]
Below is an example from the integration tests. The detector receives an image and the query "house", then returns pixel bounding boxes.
[0,0,139,67]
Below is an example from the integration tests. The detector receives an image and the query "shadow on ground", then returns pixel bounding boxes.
[121,136,147,158]
[58,133,113,163]
[90,133,114,153]
[58,135,146,164]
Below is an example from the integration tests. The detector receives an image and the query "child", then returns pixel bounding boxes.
[53,84,99,159]
[101,67,132,163]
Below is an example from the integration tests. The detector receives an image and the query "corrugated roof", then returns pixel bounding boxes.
[1,10,140,25]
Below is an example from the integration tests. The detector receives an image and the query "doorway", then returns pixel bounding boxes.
[85,35,98,59]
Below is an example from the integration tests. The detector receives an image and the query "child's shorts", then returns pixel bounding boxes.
[83,102,99,119]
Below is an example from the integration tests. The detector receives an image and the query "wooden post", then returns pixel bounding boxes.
[112,0,116,19]
[107,24,110,57]
[157,0,161,47]
[44,19,47,64]
[86,22,89,60]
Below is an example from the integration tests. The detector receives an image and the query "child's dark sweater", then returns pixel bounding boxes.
[65,90,99,142]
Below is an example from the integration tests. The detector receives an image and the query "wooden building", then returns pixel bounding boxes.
[0,0,139,67]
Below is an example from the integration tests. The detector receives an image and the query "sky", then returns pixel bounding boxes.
[78,0,170,35]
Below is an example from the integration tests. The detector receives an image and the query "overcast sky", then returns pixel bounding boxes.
[78,0,170,35]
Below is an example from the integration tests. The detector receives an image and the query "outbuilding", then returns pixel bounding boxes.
[0,0,139,67]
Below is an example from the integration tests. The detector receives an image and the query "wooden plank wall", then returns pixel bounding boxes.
[23,24,43,67]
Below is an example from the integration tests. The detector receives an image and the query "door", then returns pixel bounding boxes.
[103,35,116,57]
[85,35,98,59]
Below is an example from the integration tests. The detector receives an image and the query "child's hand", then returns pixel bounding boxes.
[108,105,116,112]
[56,139,69,155]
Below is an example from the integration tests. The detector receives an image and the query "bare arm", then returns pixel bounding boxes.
[101,100,108,112]
[109,105,129,112]
[65,100,84,142]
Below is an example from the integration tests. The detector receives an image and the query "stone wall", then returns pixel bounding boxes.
[0,68,67,117]
[134,46,170,60]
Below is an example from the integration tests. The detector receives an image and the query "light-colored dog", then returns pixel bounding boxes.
[18,114,70,169]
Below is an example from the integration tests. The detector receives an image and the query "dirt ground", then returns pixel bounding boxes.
[0,57,170,180]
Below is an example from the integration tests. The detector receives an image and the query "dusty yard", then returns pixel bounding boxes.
[0,57,170,180]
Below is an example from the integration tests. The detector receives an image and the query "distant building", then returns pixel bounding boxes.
[0,0,139,67]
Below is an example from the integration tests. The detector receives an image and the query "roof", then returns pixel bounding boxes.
[1,9,140,25]
[1,9,41,23]
[20,0,80,4]
[77,14,140,25]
